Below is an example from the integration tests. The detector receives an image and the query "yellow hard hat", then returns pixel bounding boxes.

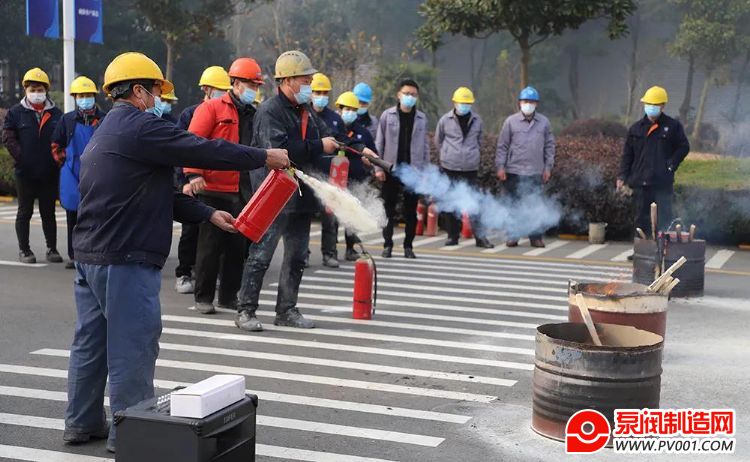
[198,66,231,90]
[274,50,317,79]
[311,73,332,92]
[335,91,360,109]
[452,86,475,104]
[102,52,174,94]
[254,89,262,104]
[70,76,98,95]
[23,68,50,87]
[641,86,668,105]
[161,90,178,101]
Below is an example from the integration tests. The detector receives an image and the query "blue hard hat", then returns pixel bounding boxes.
[353,82,373,103]
[519,86,539,101]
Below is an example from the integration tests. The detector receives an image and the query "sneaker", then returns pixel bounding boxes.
[175,276,194,294]
[195,302,216,314]
[382,247,392,258]
[475,237,495,249]
[274,309,315,328]
[404,248,417,259]
[46,248,63,263]
[106,439,116,453]
[18,250,36,264]
[345,248,360,261]
[65,260,76,269]
[63,421,110,444]
[505,240,519,247]
[444,237,459,246]
[235,310,263,332]
[530,239,546,248]
[322,255,340,268]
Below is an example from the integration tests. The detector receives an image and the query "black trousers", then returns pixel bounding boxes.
[503,173,544,241]
[381,175,419,249]
[633,184,673,235]
[65,210,77,260]
[193,194,246,306]
[175,223,198,278]
[321,206,361,257]
[442,169,487,241]
[15,173,57,252]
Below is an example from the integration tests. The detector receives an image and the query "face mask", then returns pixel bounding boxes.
[399,94,417,109]
[139,87,163,117]
[76,97,95,111]
[313,95,329,109]
[341,110,358,125]
[160,100,172,115]
[357,107,368,116]
[520,102,536,116]
[644,104,662,118]
[295,84,313,105]
[210,89,224,99]
[27,92,46,105]
[239,87,257,105]
[455,103,471,116]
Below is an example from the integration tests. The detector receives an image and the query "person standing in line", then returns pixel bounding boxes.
[353,82,378,140]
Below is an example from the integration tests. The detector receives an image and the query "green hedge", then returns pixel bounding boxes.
[0,147,14,196]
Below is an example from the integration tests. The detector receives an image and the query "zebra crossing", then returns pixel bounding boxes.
[0,249,636,461]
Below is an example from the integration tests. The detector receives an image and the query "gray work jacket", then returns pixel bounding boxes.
[375,105,430,170]
[435,110,483,172]
[495,111,555,175]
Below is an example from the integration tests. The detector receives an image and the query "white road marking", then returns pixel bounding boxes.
[411,235,449,247]
[0,443,114,462]
[611,249,633,262]
[480,239,529,253]
[401,253,624,272]
[0,260,47,268]
[705,250,735,269]
[316,267,568,287]
[365,232,404,245]
[523,240,570,256]
[565,244,609,259]
[439,239,479,251]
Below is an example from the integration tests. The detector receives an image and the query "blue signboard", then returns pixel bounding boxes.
[75,0,103,44]
[26,0,60,39]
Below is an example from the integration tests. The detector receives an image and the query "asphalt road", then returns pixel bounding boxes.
[0,207,748,462]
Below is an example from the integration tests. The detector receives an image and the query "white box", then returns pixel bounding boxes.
[170,375,246,419]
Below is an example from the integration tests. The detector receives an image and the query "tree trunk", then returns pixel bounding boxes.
[469,39,476,89]
[691,71,712,143]
[625,10,640,122]
[730,49,750,124]
[165,38,176,83]
[568,46,580,119]
[519,35,530,88]
[678,53,695,126]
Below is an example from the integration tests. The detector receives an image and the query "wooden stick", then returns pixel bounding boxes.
[662,278,681,295]
[652,275,673,293]
[650,202,658,240]
[689,224,696,242]
[575,294,602,346]
[636,228,647,240]
[648,256,687,292]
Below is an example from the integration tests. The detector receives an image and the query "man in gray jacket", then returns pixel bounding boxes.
[375,79,430,259]
[435,86,494,248]
[495,86,555,248]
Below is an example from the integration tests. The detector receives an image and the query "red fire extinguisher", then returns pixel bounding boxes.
[352,249,376,319]
[326,150,350,214]
[461,212,473,239]
[425,203,438,236]
[415,200,426,235]
[234,168,298,242]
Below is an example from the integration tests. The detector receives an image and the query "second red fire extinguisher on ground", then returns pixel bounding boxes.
[352,247,376,320]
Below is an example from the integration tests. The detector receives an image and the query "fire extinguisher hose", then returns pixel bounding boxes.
[336,143,394,174]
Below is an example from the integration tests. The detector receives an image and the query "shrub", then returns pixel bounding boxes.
[560,118,628,139]
[0,147,15,195]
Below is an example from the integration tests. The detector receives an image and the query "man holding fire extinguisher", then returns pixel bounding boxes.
[235,50,340,332]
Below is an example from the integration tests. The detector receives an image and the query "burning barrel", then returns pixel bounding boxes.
[632,239,705,298]
[568,281,668,337]
[532,323,664,442]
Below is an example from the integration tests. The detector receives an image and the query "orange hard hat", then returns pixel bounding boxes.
[228,57,264,84]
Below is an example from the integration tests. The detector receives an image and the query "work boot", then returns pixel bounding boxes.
[626,253,634,261]
[322,254,340,268]
[46,248,63,263]
[382,246,392,258]
[195,302,216,314]
[274,308,315,328]
[63,421,110,444]
[404,248,417,259]
[475,237,494,249]
[530,239,546,248]
[444,237,459,246]
[65,260,76,269]
[18,250,36,264]
[235,310,263,332]
[175,275,194,294]
[505,240,519,247]
[345,247,360,261]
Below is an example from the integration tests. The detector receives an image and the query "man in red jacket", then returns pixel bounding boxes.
[185,57,264,314]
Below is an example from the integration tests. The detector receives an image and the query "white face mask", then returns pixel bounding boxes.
[520,102,536,116]
[27,92,46,105]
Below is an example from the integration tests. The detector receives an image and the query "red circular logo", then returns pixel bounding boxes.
[565,409,611,454]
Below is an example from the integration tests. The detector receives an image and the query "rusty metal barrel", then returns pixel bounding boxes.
[568,281,668,337]
[632,239,705,298]
[532,322,664,442]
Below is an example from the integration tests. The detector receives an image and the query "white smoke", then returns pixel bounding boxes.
[295,170,385,234]
[395,164,562,238]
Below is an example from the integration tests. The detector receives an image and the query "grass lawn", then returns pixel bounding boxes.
[675,156,750,190]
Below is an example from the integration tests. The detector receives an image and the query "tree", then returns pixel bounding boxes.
[669,0,750,143]
[416,0,635,87]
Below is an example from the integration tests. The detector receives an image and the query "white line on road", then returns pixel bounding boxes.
[317,267,568,287]
[523,240,570,256]
[611,249,633,262]
[365,232,405,245]
[0,260,48,268]
[34,349,501,403]
[479,239,529,254]
[411,235,449,247]
[0,364,470,424]
[0,443,113,462]
[705,249,735,269]
[160,314,535,356]
[401,253,625,272]
[439,239,479,251]
[565,244,609,259]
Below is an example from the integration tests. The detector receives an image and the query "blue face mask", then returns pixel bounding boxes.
[455,103,471,116]
[240,87,257,105]
[160,100,172,115]
[313,95,329,109]
[76,97,95,111]
[145,96,163,117]
[295,84,313,105]
[644,104,662,118]
[210,89,225,99]
[357,107,368,115]
[399,94,417,109]
[341,110,358,125]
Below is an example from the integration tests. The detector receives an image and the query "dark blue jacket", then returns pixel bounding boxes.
[319,120,375,182]
[620,113,690,187]
[316,107,345,137]
[178,103,200,130]
[73,103,268,268]
[2,98,63,179]
[51,108,107,152]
